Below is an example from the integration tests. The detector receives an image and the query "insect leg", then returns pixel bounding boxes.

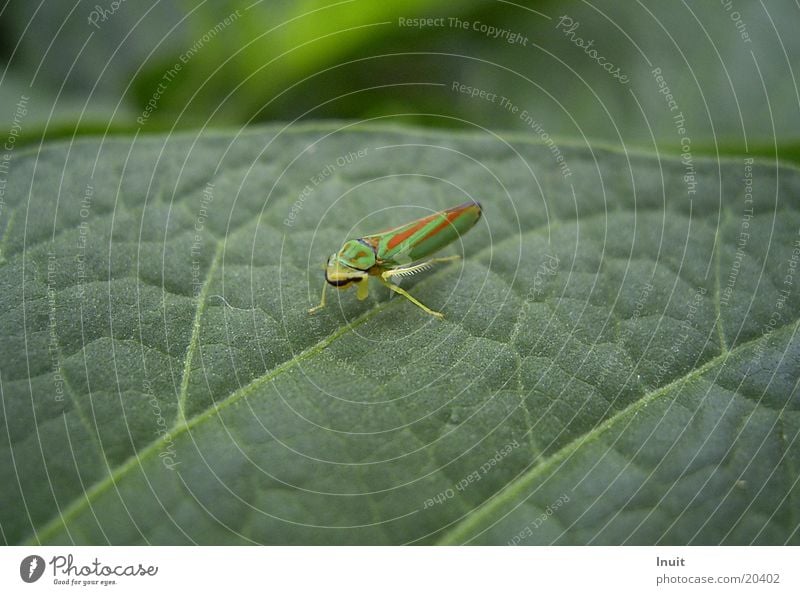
[308,281,328,314]
[356,278,370,300]
[378,276,444,318]
[384,255,460,280]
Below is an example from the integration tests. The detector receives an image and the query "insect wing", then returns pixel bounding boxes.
[364,201,482,263]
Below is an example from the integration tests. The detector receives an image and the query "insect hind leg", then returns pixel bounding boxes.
[308,282,328,314]
[383,255,461,280]
[378,276,444,318]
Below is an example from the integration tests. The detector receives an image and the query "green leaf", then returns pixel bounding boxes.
[1,124,798,545]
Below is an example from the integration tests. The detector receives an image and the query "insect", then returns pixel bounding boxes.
[309,200,482,318]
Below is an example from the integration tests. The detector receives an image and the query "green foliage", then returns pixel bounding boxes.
[2,0,799,163]
[1,124,797,544]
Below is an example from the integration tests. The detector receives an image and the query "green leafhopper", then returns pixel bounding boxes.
[309,201,483,318]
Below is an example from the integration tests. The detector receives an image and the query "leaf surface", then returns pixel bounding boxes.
[0,124,798,545]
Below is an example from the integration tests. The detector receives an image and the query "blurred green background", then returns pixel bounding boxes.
[1,0,798,162]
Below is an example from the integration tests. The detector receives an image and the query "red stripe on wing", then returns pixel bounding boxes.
[385,214,437,251]
[416,208,466,244]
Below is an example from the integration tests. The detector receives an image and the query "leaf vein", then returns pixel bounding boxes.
[436,319,799,544]
[176,240,224,423]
